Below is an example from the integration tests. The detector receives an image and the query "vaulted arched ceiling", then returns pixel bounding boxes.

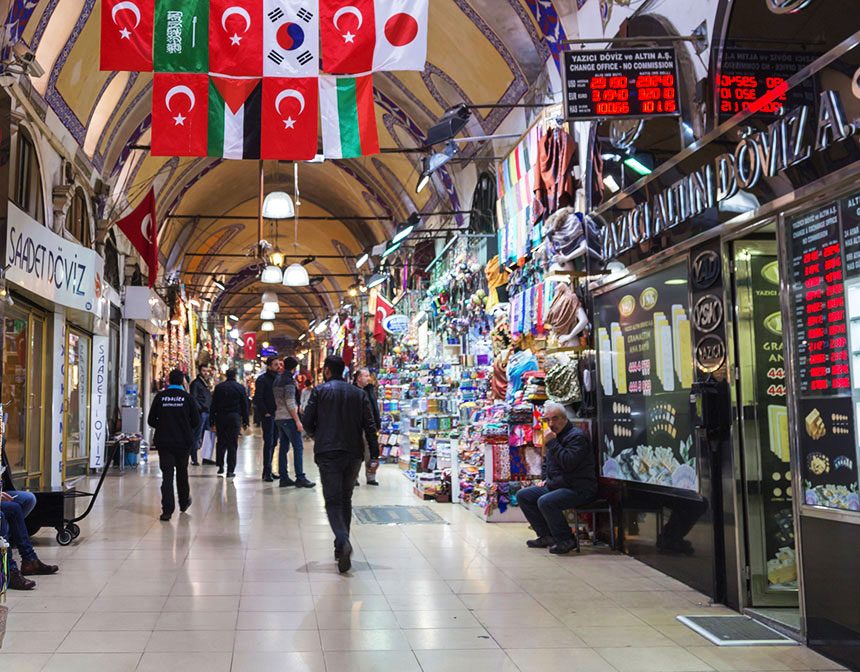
[15,0,563,339]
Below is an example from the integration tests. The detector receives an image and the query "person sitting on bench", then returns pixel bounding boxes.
[518,402,597,555]
[1,448,59,589]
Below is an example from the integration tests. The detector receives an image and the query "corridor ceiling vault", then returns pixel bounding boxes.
[14,0,562,337]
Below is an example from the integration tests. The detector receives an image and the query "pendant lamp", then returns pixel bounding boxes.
[283,263,310,287]
[260,308,276,320]
[261,321,274,332]
[261,264,283,284]
[261,291,278,304]
[262,191,295,219]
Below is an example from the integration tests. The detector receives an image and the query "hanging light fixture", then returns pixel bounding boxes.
[263,301,280,312]
[260,308,276,320]
[282,162,310,287]
[261,291,278,304]
[229,328,240,339]
[261,263,283,283]
[261,321,275,332]
[262,191,295,219]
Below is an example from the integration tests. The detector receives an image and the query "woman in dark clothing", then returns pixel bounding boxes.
[353,368,381,485]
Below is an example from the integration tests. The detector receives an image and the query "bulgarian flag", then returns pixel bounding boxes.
[208,76,263,159]
[320,74,380,158]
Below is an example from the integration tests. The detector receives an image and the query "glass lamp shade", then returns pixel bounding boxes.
[262,191,295,219]
[261,321,275,332]
[260,308,276,320]
[283,263,310,287]
[261,291,278,303]
[260,264,283,284]
[263,301,280,313]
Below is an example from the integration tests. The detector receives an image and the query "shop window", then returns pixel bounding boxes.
[64,329,91,480]
[11,129,45,224]
[68,187,92,246]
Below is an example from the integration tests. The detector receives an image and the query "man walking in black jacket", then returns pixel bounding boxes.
[254,356,280,481]
[210,368,250,477]
[188,363,213,465]
[303,355,379,573]
[148,369,201,521]
[518,402,597,554]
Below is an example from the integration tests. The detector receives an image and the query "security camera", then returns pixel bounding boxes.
[12,43,44,78]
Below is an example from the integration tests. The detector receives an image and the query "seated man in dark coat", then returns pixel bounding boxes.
[518,402,597,554]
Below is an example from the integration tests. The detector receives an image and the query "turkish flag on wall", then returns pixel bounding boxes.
[116,188,158,287]
[100,0,154,71]
[209,0,264,76]
[151,73,209,157]
[243,333,257,360]
[373,293,393,343]
[320,0,375,74]
[260,77,319,160]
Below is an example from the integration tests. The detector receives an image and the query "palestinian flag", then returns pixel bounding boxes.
[208,76,262,159]
[320,75,380,159]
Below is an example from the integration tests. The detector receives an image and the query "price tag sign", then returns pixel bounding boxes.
[562,47,681,120]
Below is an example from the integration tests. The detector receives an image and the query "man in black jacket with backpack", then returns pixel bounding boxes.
[148,369,200,521]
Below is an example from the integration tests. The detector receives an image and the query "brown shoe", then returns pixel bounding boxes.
[9,568,36,590]
[20,558,59,576]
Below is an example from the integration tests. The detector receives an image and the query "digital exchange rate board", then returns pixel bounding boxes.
[562,47,680,120]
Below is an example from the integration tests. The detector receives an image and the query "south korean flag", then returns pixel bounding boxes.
[264,0,319,77]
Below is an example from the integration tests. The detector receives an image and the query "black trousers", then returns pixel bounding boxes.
[159,448,190,515]
[316,451,363,546]
[216,413,242,473]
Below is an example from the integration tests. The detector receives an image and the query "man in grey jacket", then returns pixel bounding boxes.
[303,355,379,573]
[518,402,597,554]
[274,357,315,488]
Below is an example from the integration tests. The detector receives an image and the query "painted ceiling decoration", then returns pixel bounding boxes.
[5,0,566,335]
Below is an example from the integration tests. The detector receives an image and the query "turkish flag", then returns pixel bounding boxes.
[116,188,158,287]
[243,333,257,360]
[260,77,319,160]
[151,73,209,157]
[320,0,375,74]
[373,293,393,343]
[209,0,264,76]
[100,0,154,71]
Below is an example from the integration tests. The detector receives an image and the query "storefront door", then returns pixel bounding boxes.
[730,235,799,609]
[1,303,47,489]
[63,328,92,480]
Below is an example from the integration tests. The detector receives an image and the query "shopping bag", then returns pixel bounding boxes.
[200,430,216,462]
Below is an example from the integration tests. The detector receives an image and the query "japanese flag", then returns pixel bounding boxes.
[264,0,320,77]
[372,0,427,72]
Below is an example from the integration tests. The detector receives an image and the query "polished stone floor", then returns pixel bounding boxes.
[0,434,845,672]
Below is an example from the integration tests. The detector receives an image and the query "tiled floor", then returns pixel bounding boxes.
[1,434,845,672]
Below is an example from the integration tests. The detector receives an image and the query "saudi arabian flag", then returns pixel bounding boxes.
[208,77,262,160]
[153,0,208,73]
[320,75,380,159]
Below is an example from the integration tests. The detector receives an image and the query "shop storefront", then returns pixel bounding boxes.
[4,202,107,487]
[588,32,860,666]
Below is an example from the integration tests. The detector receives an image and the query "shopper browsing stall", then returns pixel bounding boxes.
[518,402,597,554]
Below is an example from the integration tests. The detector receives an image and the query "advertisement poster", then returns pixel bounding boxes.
[749,253,796,587]
[597,263,697,491]
[788,195,860,511]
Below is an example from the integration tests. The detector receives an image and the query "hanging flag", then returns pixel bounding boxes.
[100,0,155,71]
[372,0,427,72]
[153,0,209,72]
[320,0,374,74]
[260,77,320,160]
[116,188,159,287]
[243,332,257,360]
[263,0,320,78]
[208,77,263,159]
[209,0,264,76]
[373,293,393,343]
[151,72,209,156]
[320,74,379,158]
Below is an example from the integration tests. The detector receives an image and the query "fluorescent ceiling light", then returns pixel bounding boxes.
[260,308,276,320]
[261,321,274,332]
[356,253,369,269]
[261,264,283,284]
[382,242,401,259]
[283,263,310,286]
[299,333,307,341]
[367,273,387,289]
[623,156,652,176]
[416,142,457,194]
[603,175,620,193]
[213,277,226,290]
[262,191,295,219]
[229,314,239,321]
[314,320,328,335]
[189,298,201,308]
[229,328,240,339]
